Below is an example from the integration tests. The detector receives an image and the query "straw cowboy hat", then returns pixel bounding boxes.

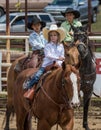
[43,24,66,42]
[27,16,46,30]
[61,8,80,19]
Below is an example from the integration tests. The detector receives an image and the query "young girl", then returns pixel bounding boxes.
[23,24,66,98]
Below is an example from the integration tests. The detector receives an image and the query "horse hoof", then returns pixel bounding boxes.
[83,124,90,130]
[4,127,9,130]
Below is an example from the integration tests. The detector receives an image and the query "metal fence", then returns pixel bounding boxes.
[0,35,101,94]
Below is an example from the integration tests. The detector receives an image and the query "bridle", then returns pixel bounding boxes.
[40,70,71,109]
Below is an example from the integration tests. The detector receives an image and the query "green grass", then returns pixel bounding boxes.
[91,5,101,32]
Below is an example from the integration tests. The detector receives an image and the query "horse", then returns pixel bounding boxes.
[69,25,96,130]
[63,44,80,68]
[13,62,80,130]
[4,52,42,130]
[4,47,79,130]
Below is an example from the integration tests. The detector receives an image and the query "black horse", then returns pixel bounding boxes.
[71,25,96,130]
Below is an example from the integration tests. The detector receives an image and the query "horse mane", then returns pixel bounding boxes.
[46,68,63,82]
[88,43,95,59]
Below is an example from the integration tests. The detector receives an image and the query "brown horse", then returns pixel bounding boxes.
[14,63,80,130]
[4,53,41,130]
[4,46,80,130]
[64,43,80,68]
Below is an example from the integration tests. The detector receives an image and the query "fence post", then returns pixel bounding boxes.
[25,38,29,55]
[0,52,2,91]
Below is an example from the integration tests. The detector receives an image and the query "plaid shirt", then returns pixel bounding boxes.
[29,31,47,51]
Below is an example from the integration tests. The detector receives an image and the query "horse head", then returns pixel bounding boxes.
[61,62,80,107]
[65,24,95,71]
[71,25,90,59]
[71,24,88,44]
[63,42,80,69]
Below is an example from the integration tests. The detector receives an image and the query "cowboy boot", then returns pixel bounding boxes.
[23,88,35,100]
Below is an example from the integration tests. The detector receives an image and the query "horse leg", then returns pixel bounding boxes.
[37,119,51,130]
[60,109,74,130]
[63,118,74,130]
[83,93,91,130]
[4,105,14,130]
[24,113,32,130]
[16,108,29,130]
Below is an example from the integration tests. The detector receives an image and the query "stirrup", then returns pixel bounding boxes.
[23,88,35,100]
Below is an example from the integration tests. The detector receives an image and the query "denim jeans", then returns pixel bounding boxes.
[28,67,45,89]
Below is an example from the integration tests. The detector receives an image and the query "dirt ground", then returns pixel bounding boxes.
[0,104,101,130]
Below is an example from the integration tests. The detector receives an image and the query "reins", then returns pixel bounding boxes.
[41,86,60,107]
[40,71,70,108]
[39,70,72,130]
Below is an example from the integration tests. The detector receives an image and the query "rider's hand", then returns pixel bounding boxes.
[69,31,74,36]
[58,57,65,61]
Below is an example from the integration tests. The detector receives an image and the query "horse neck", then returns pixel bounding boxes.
[45,68,65,103]
[80,49,95,74]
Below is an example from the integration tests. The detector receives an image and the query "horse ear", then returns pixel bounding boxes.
[62,61,66,70]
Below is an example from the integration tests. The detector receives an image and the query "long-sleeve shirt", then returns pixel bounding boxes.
[42,42,65,67]
[29,31,47,51]
[61,20,82,42]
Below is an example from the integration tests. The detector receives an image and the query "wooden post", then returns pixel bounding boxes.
[88,0,91,33]
[6,0,10,76]
[0,52,2,91]
[6,0,10,63]
[25,0,28,32]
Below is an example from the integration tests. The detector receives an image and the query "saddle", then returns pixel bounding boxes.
[14,50,44,72]
[23,63,60,100]
[23,71,52,100]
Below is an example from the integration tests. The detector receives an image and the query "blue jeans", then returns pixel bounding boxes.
[28,67,45,89]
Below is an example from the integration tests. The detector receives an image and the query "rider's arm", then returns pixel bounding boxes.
[44,43,65,61]
[29,33,45,50]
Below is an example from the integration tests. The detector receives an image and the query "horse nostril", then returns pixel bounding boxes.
[72,64,75,66]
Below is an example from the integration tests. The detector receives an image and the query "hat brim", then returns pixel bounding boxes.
[61,10,80,19]
[43,27,66,42]
[27,21,46,30]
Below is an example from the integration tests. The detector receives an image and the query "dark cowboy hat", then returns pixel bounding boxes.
[27,16,46,30]
[61,8,80,19]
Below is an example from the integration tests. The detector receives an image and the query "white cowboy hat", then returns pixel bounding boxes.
[43,24,66,42]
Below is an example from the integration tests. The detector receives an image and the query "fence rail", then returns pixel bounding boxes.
[0,35,101,93]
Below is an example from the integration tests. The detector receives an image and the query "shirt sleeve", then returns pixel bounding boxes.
[77,21,82,27]
[60,44,65,58]
[44,45,59,60]
[29,34,44,49]
[61,22,73,42]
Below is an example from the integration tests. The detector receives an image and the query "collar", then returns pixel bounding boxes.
[32,31,42,35]
[65,20,77,25]
[50,42,59,46]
